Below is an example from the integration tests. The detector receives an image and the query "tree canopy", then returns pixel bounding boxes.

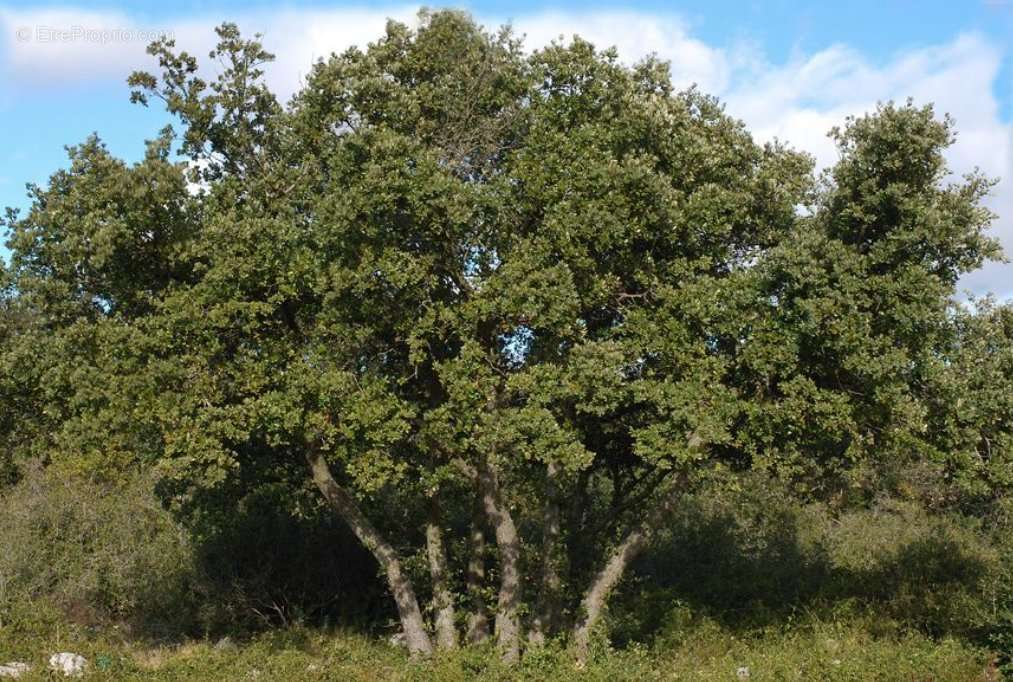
[1,10,1006,662]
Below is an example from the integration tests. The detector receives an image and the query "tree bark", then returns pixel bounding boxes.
[529,461,563,646]
[572,484,682,665]
[476,457,522,662]
[465,496,491,644]
[426,497,458,651]
[305,448,433,657]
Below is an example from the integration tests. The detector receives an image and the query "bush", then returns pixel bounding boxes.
[820,498,994,637]
[0,464,391,642]
[980,497,1013,673]
[0,463,201,638]
[612,473,999,647]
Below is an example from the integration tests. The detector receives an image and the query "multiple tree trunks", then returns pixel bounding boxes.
[309,440,682,665]
[529,461,563,647]
[6,8,1003,674]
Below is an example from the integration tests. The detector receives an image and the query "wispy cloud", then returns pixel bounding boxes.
[0,8,176,84]
[720,33,1012,296]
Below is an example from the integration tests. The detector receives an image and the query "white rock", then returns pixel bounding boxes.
[49,653,87,677]
[0,662,30,679]
[736,667,751,680]
[214,636,238,651]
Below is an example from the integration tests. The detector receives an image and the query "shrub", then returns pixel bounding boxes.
[0,463,201,638]
[0,464,391,642]
[613,473,999,646]
[820,498,994,637]
[980,497,1013,673]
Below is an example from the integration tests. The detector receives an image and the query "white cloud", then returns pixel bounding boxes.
[0,8,171,84]
[0,7,417,96]
[2,5,1010,295]
[721,33,1012,296]
[501,11,730,94]
[201,7,421,99]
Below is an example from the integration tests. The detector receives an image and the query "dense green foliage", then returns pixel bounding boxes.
[0,469,1008,679]
[2,9,1012,672]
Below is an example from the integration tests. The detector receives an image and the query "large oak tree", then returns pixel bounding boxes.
[1,11,1002,662]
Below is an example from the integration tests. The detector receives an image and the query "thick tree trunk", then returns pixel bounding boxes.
[476,458,522,663]
[305,449,433,657]
[426,498,458,651]
[465,497,491,644]
[529,462,563,647]
[572,484,682,665]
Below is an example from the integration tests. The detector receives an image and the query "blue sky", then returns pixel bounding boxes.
[2,1,1012,295]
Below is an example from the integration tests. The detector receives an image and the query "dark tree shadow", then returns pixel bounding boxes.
[188,488,393,641]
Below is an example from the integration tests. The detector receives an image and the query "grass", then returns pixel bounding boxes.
[0,614,996,681]
[1,469,1007,679]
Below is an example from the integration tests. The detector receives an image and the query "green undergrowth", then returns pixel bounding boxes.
[0,614,996,681]
[1,468,1009,679]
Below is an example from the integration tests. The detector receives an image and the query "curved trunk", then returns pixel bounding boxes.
[572,485,682,665]
[426,498,458,650]
[477,458,522,662]
[305,449,433,657]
